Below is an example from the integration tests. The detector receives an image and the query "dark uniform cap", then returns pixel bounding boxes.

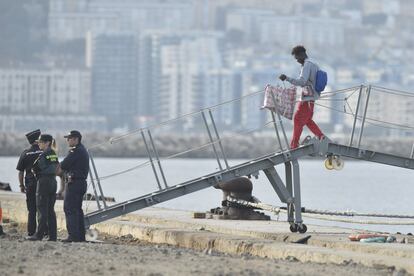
[64,130,82,139]
[25,129,41,144]
[37,134,53,143]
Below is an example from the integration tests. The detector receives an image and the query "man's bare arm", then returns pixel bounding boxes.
[58,176,65,196]
[56,164,63,177]
[18,171,25,193]
[56,164,65,196]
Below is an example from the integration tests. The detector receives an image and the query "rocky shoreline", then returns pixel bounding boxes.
[1,132,413,159]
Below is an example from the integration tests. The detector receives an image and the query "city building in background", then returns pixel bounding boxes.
[157,32,224,122]
[0,115,107,133]
[91,34,139,129]
[0,67,106,132]
[204,69,242,130]
[1,0,413,137]
[0,67,91,114]
[49,0,195,41]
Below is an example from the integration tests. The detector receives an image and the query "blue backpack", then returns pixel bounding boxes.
[315,70,327,95]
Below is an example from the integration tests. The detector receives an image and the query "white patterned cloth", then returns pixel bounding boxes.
[262,85,297,120]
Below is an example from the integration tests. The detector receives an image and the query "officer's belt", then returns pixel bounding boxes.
[25,173,36,179]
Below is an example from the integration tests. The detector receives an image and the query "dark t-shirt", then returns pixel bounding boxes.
[16,144,42,178]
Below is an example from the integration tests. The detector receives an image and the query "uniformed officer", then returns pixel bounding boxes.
[58,130,89,242]
[16,129,42,237]
[27,134,59,241]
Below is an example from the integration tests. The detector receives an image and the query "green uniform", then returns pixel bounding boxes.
[31,147,59,240]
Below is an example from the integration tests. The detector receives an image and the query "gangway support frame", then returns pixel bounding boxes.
[284,162,294,223]
[85,135,414,231]
[84,144,316,228]
[263,167,293,205]
[263,160,303,226]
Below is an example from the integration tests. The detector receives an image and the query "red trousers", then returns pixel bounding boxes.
[290,101,324,149]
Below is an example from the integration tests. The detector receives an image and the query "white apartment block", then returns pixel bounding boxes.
[204,69,241,128]
[0,68,91,115]
[240,73,267,131]
[49,0,194,41]
[0,114,107,133]
[226,9,344,49]
[158,34,223,124]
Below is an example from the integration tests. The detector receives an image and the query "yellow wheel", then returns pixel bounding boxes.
[332,156,344,170]
[324,158,334,170]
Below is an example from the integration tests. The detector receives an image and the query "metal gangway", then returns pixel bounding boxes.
[84,85,414,233]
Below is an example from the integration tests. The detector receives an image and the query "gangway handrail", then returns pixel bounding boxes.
[88,89,267,150]
[89,120,275,183]
[315,102,414,131]
[371,85,414,97]
[87,84,414,152]
[83,84,414,233]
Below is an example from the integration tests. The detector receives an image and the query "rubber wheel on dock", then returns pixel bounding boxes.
[298,224,307,234]
[332,156,345,171]
[324,158,334,170]
[289,224,298,233]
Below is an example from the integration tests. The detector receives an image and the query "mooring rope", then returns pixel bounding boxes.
[295,213,414,225]
[226,196,414,225]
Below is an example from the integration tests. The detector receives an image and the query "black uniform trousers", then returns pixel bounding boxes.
[64,180,87,242]
[35,176,57,240]
[25,176,37,235]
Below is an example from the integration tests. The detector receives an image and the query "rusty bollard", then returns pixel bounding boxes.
[208,177,270,220]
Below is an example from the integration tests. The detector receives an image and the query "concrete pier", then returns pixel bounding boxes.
[1,191,413,274]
